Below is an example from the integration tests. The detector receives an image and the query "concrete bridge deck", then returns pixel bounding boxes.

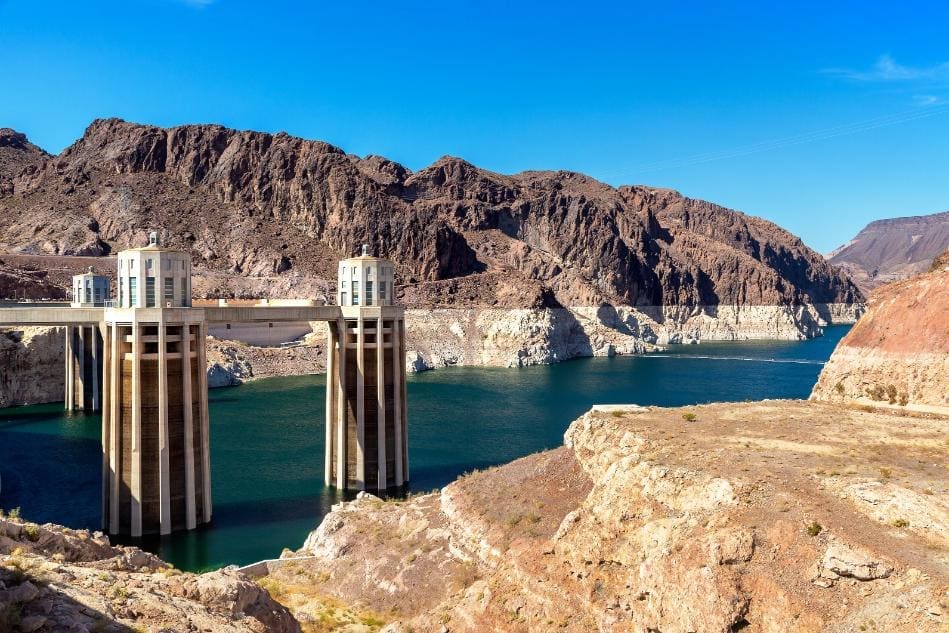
[0,304,402,327]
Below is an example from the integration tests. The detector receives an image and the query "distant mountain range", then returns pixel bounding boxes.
[0,119,861,309]
[828,211,949,293]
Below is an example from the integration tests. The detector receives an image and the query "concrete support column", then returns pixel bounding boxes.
[77,325,86,410]
[393,318,404,487]
[324,323,336,487]
[158,323,171,535]
[400,317,408,482]
[355,314,365,490]
[90,326,100,411]
[335,317,347,489]
[108,324,120,534]
[100,323,110,530]
[130,322,143,538]
[64,325,73,411]
[182,324,197,530]
[197,321,212,523]
[376,315,386,491]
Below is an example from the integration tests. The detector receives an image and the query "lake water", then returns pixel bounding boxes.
[0,326,849,571]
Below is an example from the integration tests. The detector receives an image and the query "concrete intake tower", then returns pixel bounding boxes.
[325,246,409,492]
[101,233,211,537]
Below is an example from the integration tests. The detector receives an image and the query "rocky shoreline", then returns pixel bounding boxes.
[261,400,948,632]
[1,302,861,406]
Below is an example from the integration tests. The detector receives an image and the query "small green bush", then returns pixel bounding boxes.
[806,521,822,537]
[682,412,697,422]
[23,525,39,542]
[8,507,21,519]
[891,518,909,528]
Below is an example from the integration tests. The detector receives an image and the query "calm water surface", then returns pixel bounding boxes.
[0,326,849,570]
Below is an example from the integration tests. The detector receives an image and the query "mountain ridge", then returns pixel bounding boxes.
[0,118,862,310]
[827,210,949,292]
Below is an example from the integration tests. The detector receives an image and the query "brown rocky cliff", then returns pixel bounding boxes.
[1,119,862,309]
[0,128,50,197]
[812,255,948,412]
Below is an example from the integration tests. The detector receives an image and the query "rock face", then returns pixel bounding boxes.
[267,401,947,632]
[0,128,49,196]
[0,119,861,315]
[828,211,949,292]
[0,515,299,632]
[0,328,65,408]
[812,252,949,413]
[401,303,857,371]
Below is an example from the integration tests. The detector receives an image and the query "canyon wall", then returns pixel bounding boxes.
[811,252,949,414]
[0,328,65,408]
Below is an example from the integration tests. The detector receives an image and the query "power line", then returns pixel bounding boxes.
[601,103,949,180]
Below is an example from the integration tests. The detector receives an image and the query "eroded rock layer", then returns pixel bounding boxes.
[812,254,949,413]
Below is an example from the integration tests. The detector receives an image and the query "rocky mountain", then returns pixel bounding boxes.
[0,119,862,311]
[812,250,948,413]
[828,211,949,292]
[0,128,49,195]
[261,401,948,632]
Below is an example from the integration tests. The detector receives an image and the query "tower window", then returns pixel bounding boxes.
[379,281,386,300]
[129,277,138,307]
[145,278,156,307]
[164,277,174,304]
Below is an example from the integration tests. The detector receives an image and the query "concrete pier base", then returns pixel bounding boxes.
[65,324,103,412]
[101,310,211,537]
[325,306,408,492]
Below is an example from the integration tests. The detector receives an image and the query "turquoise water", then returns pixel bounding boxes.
[0,326,849,571]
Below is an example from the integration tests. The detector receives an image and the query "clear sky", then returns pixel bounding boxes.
[1,0,947,252]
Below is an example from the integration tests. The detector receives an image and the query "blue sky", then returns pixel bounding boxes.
[1,1,947,252]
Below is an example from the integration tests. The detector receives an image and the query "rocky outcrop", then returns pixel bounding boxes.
[1,120,861,314]
[0,129,49,197]
[0,328,64,408]
[828,211,949,292]
[265,401,947,632]
[401,303,862,371]
[812,254,949,413]
[0,515,299,632]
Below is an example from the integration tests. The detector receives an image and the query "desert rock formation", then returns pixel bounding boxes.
[0,515,299,632]
[828,211,949,292]
[266,401,948,632]
[812,251,949,413]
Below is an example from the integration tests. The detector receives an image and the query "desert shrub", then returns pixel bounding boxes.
[682,412,697,422]
[891,518,909,528]
[868,386,886,401]
[898,392,909,406]
[23,525,39,542]
[806,521,822,536]
[835,381,845,395]
[8,507,21,519]
[886,384,898,404]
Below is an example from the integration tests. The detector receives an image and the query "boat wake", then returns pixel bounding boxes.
[644,354,824,365]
